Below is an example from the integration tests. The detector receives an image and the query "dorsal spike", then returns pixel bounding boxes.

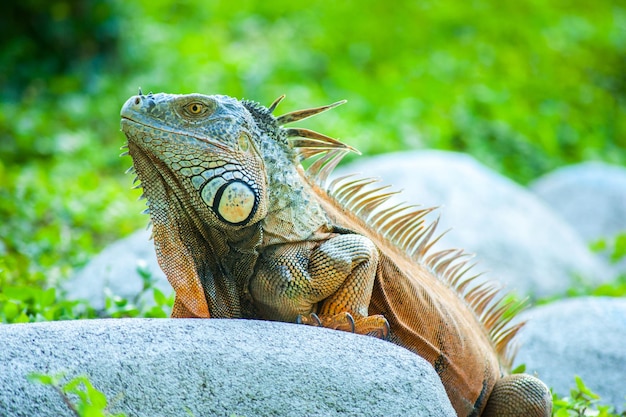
[307,149,349,186]
[384,211,425,242]
[370,204,412,230]
[359,191,398,220]
[335,178,379,205]
[344,185,392,214]
[328,174,357,193]
[290,95,527,368]
[287,128,360,155]
[268,94,286,113]
[276,100,347,125]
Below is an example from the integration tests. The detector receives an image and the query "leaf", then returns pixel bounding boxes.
[589,238,607,253]
[39,287,57,307]
[86,385,108,409]
[611,234,626,263]
[575,375,600,400]
[2,300,20,321]
[27,372,55,386]
[153,288,166,306]
[510,363,526,374]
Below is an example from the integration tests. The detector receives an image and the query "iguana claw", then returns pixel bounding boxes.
[297,312,390,340]
[296,312,322,327]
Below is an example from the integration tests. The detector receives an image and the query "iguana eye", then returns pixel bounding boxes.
[187,102,204,114]
[238,132,250,152]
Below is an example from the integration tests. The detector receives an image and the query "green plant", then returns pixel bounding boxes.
[590,232,626,265]
[0,285,95,323]
[28,372,126,417]
[0,264,172,323]
[552,376,625,417]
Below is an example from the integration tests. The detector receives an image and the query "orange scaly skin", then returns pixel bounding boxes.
[120,91,552,416]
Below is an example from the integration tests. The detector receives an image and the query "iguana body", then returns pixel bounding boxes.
[120,91,552,416]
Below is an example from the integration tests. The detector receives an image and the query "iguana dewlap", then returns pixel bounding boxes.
[120,90,552,417]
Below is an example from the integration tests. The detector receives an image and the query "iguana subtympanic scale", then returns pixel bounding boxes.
[120,90,552,417]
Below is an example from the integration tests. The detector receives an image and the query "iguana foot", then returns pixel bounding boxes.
[297,312,389,340]
[482,374,552,417]
[297,312,356,332]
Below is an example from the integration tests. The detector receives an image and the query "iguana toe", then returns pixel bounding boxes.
[319,312,356,333]
[297,312,357,332]
[353,315,390,340]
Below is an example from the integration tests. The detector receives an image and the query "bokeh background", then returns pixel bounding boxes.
[1,0,624,289]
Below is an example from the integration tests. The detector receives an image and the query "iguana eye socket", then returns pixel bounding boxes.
[238,132,250,152]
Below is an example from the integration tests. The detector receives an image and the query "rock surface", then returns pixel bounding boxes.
[0,318,455,417]
[337,150,612,298]
[514,297,626,411]
[530,162,626,242]
[531,162,626,275]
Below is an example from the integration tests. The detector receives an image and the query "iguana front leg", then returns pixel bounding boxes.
[249,234,389,337]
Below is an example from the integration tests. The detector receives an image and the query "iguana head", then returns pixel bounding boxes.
[121,91,271,230]
[121,90,355,233]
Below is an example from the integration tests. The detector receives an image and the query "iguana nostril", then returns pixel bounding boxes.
[134,96,141,105]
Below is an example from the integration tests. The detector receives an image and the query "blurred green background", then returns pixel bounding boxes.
[1,0,625,288]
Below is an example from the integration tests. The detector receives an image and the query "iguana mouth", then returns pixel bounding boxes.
[121,116,232,153]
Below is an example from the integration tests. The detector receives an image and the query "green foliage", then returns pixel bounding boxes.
[552,376,625,417]
[591,232,626,265]
[0,286,95,323]
[0,0,121,99]
[0,266,172,322]
[115,0,625,182]
[28,372,126,417]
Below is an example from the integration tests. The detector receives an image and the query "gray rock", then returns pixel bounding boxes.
[337,150,612,298]
[531,162,626,275]
[530,162,626,242]
[63,229,170,309]
[514,297,626,411]
[0,318,455,417]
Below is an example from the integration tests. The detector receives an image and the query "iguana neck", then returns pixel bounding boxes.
[261,148,331,246]
[133,142,261,318]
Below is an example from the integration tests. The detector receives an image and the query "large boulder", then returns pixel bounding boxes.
[530,162,626,242]
[530,162,626,275]
[337,150,612,298]
[0,318,455,417]
[514,297,626,411]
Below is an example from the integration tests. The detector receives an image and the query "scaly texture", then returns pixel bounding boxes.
[120,91,552,417]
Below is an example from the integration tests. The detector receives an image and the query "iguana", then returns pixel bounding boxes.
[120,89,552,417]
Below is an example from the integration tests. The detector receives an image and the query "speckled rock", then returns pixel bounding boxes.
[0,318,455,417]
